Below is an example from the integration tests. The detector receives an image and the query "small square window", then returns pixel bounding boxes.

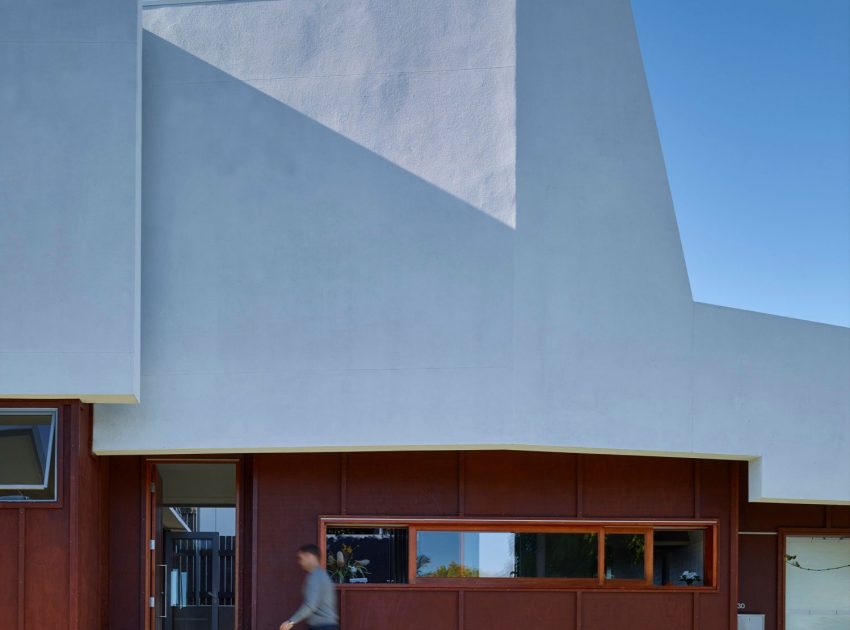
[0,409,58,502]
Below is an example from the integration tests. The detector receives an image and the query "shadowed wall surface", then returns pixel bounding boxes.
[0,0,141,402]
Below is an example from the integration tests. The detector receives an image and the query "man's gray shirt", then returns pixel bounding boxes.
[289,567,338,627]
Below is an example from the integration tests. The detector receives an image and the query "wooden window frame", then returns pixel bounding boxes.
[320,517,718,591]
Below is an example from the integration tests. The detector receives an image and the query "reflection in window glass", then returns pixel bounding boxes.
[417,531,598,579]
[0,410,58,502]
[604,533,645,580]
[785,536,850,630]
[325,527,408,584]
[653,530,705,586]
[417,531,471,577]
[517,533,598,578]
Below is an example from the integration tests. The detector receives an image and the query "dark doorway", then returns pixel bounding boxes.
[149,462,238,630]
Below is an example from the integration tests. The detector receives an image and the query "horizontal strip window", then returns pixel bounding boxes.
[321,518,717,590]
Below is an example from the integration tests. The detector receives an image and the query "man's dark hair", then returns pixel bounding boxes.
[297,544,321,559]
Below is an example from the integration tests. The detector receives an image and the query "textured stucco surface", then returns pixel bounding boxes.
[0,0,141,401]
[143,0,516,225]
[15,0,844,503]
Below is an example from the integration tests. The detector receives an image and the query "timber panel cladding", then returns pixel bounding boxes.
[464,591,576,629]
[107,456,145,630]
[252,454,341,630]
[252,451,737,630]
[0,401,105,630]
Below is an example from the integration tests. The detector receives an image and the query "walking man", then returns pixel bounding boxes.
[280,544,339,630]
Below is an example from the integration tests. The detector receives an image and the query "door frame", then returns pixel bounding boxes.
[777,527,850,630]
[144,457,244,630]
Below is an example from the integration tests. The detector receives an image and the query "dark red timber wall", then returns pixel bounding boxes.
[252,452,738,630]
[102,452,850,630]
[737,466,850,630]
[0,400,108,630]
[106,456,146,630]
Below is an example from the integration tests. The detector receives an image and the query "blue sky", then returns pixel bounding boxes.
[632,0,849,327]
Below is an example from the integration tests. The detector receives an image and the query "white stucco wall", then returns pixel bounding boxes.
[42,0,847,503]
[0,0,141,402]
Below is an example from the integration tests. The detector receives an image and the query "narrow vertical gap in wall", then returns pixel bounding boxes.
[239,455,253,630]
[576,455,584,518]
[576,590,583,630]
[692,591,700,629]
[98,431,110,630]
[138,456,148,630]
[142,459,152,630]
[457,452,465,517]
[68,404,80,630]
[693,460,701,519]
[250,458,259,630]
[729,463,741,630]
[778,530,785,630]
[17,507,25,630]
[340,454,348,515]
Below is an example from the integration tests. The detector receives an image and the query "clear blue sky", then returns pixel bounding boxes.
[632,0,849,327]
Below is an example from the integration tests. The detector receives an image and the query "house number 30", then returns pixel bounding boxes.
[737,603,746,610]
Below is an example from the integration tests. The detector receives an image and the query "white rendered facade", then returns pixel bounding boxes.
[0,0,141,402]
[1,0,848,504]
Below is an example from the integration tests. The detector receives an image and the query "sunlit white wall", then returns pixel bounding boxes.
[90,0,850,505]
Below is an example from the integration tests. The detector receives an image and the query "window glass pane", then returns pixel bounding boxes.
[0,410,57,502]
[785,535,850,630]
[417,531,469,577]
[653,529,705,586]
[511,533,599,578]
[417,531,598,579]
[325,527,408,584]
[604,533,645,580]
[536,533,599,578]
[470,532,509,577]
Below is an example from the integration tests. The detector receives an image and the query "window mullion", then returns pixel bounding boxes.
[597,526,605,586]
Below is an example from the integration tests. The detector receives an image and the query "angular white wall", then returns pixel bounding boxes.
[0,0,141,402]
[61,0,847,504]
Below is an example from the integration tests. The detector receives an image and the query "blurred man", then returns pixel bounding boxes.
[280,544,339,630]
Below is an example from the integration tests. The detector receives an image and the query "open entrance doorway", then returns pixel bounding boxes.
[147,461,239,630]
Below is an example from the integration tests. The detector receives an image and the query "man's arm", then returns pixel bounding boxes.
[284,572,321,627]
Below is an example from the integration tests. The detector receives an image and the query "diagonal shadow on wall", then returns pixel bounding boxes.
[141,31,514,376]
[125,33,515,448]
[136,32,518,627]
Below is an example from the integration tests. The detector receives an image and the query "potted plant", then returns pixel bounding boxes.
[679,570,701,586]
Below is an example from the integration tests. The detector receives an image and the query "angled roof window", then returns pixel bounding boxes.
[0,409,58,502]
